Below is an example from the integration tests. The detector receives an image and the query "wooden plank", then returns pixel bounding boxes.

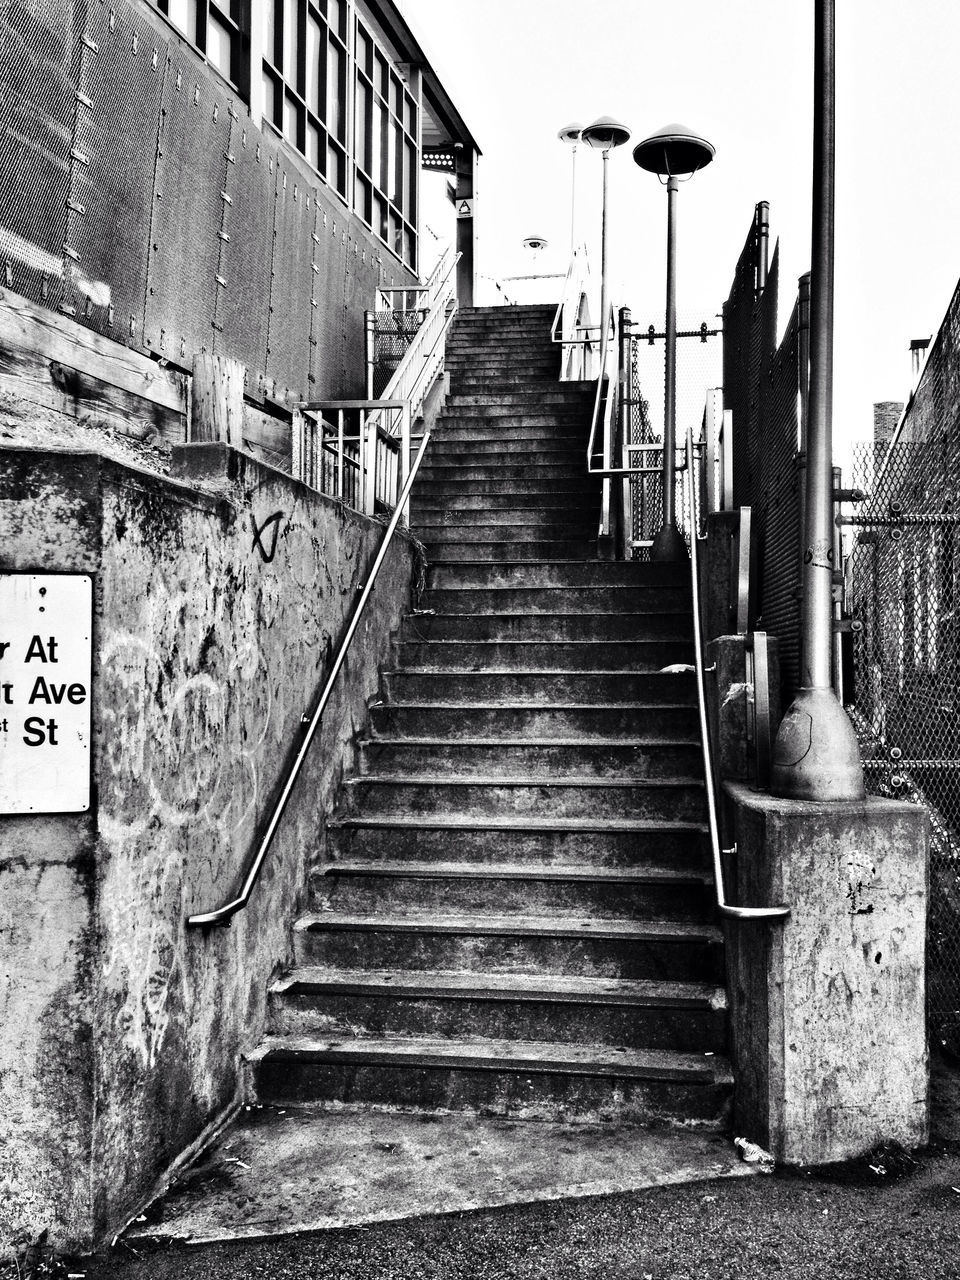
[0,340,185,445]
[191,353,245,444]
[242,402,293,473]
[0,287,187,413]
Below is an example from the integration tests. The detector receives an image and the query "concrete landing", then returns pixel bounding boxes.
[125,1107,755,1247]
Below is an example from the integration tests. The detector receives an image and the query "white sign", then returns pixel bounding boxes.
[0,574,93,814]
[456,198,474,219]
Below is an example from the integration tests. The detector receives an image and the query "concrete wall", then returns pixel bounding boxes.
[0,444,414,1252]
[726,783,929,1165]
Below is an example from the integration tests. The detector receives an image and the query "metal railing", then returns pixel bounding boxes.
[187,408,437,928]
[366,244,460,409]
[295,400,410,518]
[684,427,791,923]
[551,242,598,381]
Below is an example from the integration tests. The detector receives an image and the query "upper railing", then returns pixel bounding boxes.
[551,243,598,381]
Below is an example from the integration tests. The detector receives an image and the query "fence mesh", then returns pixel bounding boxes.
[626,316,722,557]
[371,308,426,396]
[849,439,960,1056]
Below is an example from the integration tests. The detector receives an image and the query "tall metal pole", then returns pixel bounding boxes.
[599,146,613,550]
[570,142,579,252]
[770,0,864,800]
[599,147,610,349]
[652,175,686,562]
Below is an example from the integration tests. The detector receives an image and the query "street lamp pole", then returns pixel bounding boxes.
[558,123,582,253]
[770,0,865,800]
[581,117,631,353]
[633,124,715,562]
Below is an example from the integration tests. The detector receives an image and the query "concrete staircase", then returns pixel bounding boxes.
[251,303,732,1129]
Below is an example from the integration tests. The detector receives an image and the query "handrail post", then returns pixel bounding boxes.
[399,403,411,526]
[362,409,377,516]
[365,310,376,400]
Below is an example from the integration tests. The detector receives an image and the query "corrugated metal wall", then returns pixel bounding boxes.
[0,0,415,408]
[722,217,806,701]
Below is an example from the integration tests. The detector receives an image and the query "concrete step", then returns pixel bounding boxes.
[249,1033,733,1127]
[357,739,703,780]
[268,967,727,1053]
[292,911,724,980]
[425,425,589,444]
[422,540,597,562]
[327,814,709,870]
[339,775,706,821]
[444,391,591,408]
[412,479,600,499]
[311,860,713,922]
[395,640,694,672]
[367,702,700,742]
[398,612,692,642]
[412,527,596,548]
[412,491,596,513]
[418,586,691,614]
[438,405,590,421]
[424,437,587,458]
[417,462,588,483]
[382,669,696,705]
[435,413,590,429]
[425,561,686,590]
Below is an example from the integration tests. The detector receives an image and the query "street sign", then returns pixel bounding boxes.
[0,574,93,813]
[456,198,474,219]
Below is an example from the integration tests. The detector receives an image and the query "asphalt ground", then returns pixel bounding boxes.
[10,1056,960,1280]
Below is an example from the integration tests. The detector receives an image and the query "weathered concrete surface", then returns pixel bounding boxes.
[123,1106,755,1246]
[725,782,929,1165]
[0,444,414,1253]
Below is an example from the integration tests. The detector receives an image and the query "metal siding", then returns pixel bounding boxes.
[310,197,349,398]
[0,0,79,310]
[143,44,233,362]
[67,1,165,343]
[216,119,272,376]
[265,159,316,395]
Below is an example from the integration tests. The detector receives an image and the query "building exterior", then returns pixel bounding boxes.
[0,0,478,425]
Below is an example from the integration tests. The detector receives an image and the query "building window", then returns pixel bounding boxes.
[262,0,349,199]
[152,0,245,90]
[353,15,418,269]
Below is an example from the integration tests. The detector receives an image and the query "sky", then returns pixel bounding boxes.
[400,0,960,458]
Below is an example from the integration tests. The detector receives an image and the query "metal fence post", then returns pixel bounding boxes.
[770,0,865,800]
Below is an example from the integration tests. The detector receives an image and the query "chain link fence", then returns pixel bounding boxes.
[849,439,960,1056]
[626,316,722,557]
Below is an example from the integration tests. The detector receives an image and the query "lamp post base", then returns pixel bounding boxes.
[770,685,866,801]
[651,523,688,563]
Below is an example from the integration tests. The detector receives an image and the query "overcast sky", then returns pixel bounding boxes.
[401,0,960,456]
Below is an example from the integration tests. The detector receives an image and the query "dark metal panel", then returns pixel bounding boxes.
[342,235,384,397]
[143,44,233,363]
[308,193,349,398]
[265,158,316,396]
[66,0,165,345]
[0,0,80,311]
[214,119,273,377]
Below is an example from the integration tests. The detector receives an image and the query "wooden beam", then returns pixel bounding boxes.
[0,287,187,413]
[191,353,245,445]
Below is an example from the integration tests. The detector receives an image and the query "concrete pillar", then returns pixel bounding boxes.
[725,782,928,1165]
[454,145,476,307]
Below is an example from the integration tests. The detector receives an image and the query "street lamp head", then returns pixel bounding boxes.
[581,116,631,152]
[632,123,715,177]
[523,235,548,252]
[558,122,583,146]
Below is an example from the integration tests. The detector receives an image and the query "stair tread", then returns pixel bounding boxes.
[345,774,704,788]
[361,736,698,748]
[330,813,708,832]
[273,966,726,1008]
[251,1033,731,1083]
[321,860,710,884]
[294,911,721,941]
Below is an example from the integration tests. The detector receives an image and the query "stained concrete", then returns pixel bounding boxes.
[0,444,415,1253]
[124,1106,755,1246]
[726,782,929,1165]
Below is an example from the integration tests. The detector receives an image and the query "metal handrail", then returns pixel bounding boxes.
[551,242,595,380]
[684,427,791,923]
[187,409,436,928]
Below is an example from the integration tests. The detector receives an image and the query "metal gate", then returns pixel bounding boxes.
[848,440,960,1056]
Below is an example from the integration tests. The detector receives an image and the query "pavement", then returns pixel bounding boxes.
[12,1056,960,1279]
